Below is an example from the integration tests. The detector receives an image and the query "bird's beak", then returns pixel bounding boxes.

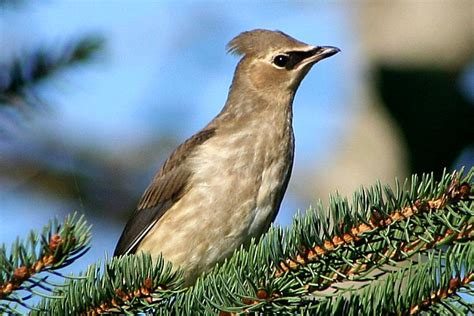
[300,46,340,66]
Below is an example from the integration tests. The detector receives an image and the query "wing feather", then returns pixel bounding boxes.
[113,128,216,256]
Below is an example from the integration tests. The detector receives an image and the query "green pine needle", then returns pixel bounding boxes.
[0,213,91,313]
[5,167,473,314]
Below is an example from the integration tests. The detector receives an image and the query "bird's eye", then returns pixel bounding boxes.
[273,55,289,68]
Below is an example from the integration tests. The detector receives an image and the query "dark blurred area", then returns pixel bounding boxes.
[0,1,473,271]
[377,66,474,175]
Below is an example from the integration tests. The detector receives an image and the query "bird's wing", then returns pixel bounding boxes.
[113,128,216,256]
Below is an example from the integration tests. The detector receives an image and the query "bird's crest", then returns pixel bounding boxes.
[227,29,306,57]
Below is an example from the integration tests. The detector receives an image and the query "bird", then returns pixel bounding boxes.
[114,29,340,285]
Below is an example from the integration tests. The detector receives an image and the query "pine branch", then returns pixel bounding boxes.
[272,173,472,290]
[32,254,183,315]
[405,246,473,315]
[31,168,473,314]
[0,213,91,313]
[0,35,103,110]
[313,242,474,315]
[182,168,473,314]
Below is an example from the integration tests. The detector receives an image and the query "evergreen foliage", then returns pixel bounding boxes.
[0,214,90,313]
[1,168,472,314]
[0,35,103,112]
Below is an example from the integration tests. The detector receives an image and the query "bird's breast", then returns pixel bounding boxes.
[190,120,294,238]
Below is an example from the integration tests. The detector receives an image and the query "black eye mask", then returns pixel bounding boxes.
[285,49,318,70]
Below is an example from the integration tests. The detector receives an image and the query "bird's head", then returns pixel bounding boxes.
[227,29,340,97]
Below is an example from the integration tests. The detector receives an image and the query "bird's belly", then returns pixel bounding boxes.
[138,170,285,282]
[138,133,292,283]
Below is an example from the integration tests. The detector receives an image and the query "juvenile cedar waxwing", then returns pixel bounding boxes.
[114,29,340,284]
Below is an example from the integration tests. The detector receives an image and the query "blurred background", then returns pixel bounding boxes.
[1,0,473,275]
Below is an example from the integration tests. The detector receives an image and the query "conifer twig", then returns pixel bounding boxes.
[0,35,103,109]
[25,168,474,314]
[0,214,90,313]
